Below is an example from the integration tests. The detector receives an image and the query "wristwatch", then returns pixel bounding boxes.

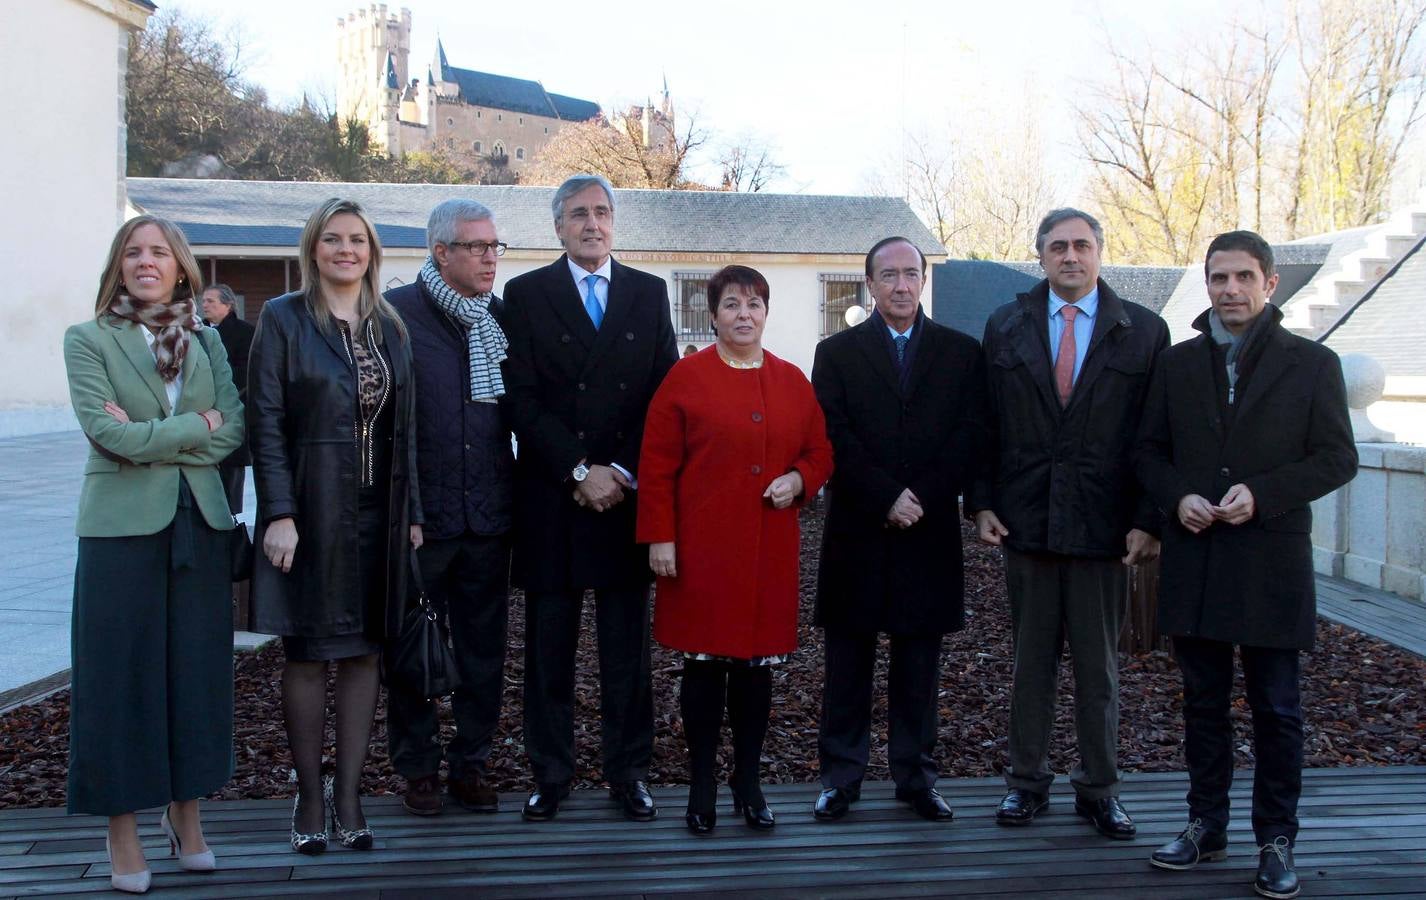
[571,463,590,483]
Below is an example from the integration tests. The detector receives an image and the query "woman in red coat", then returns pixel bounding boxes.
[637,265,833,834]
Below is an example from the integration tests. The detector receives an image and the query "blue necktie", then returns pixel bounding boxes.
[583,273,603,329]
[894,334,909,370]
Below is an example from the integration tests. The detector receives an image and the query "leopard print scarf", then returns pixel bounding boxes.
[108,292,201,382]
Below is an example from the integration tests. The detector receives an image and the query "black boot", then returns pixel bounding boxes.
[680,660,726,834]
[727,666,775,830]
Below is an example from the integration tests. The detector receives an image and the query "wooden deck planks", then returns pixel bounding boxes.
[3,767,1425,898]
[1315,574,1426,659]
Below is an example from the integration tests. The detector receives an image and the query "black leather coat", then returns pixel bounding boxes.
[246,292,419,640]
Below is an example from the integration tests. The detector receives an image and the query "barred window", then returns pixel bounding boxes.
[820,273,868,338]
[672,271,715,340]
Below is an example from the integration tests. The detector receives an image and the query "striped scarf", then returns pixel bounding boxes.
[108,293,200,382]
[419,257,507,402]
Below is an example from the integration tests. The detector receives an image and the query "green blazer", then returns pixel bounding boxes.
[64,315,244,537]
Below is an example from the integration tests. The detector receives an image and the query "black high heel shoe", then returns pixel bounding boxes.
[731,786,775,830]
[685,779,718,835]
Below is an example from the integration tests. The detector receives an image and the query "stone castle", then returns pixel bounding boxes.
[335,5,606,171]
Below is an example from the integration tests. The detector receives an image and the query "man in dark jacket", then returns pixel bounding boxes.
[1137,231,1356,899]
[384,199,514,817]
[502,174,678,823]
[810,236,987,822]
[201,284,254,513]
[966,208,1169,840]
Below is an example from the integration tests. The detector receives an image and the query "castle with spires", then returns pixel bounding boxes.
[335,5,603,170]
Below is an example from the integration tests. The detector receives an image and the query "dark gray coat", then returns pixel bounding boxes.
[1134,307,1357,650]
[966,279,1170,559]
[811,312,988,635]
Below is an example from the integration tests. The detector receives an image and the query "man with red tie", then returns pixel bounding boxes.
[966,209,1170,840]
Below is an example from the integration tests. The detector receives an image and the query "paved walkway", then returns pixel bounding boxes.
[0,431,254,706]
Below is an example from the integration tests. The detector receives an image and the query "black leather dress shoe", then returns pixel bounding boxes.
[522,783,569,822]
[1254,836,1299,899]
[996,788,1048,826]
[895,787,954,822]
[1075,795,1136,839]
[812,786,859,821]
[685,809,716,834]
[609,780,658,821]
[1150,819,1228,870]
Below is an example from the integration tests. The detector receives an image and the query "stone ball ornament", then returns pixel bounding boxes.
[844,305,868,327]
[1339,353,1386,410]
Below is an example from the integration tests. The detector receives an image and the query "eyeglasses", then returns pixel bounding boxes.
[448,240,507,257]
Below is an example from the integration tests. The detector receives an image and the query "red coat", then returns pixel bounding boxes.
[636,348,833,658]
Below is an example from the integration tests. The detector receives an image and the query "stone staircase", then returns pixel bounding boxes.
[1282,199,1426,338]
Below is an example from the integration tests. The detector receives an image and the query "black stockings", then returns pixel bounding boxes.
[282,653,381,832]
[679,660,772,814]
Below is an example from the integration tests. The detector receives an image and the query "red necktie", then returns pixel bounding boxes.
[1055,305,1078,407]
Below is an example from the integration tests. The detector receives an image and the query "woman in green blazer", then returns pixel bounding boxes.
[62,215,243,894]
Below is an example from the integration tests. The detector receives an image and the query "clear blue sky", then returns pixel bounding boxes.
[165,0,1272,195]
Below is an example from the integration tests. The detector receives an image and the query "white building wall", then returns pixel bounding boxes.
[0,0,150,435]
[378,249,939,377]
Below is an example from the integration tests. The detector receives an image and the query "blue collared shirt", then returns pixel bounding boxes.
[1048,286,1099,382]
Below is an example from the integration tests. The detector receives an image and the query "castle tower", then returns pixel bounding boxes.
[335,5,411,155]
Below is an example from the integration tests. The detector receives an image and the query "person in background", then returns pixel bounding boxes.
[200,283,254,515]
[247,198,420,855]
[638,265,833,834]
[63,215,243,893]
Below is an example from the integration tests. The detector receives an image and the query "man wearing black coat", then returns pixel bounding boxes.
[966,209,1169,840]
[1137,231,1356,899]
[501,174,678,823]
[810,236,987,823]
[201,284,254,513]
[384,199,514,817]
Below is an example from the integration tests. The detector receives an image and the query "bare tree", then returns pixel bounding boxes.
[718,135,787,192]
[522,109,708,189]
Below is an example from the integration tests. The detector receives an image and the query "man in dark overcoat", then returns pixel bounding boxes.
[501,173,677,822]
[201,283,254,513]
[1136,230,1356,899]
[966,208,1169,840]
[384,199,514,817]
[810,236,987,822]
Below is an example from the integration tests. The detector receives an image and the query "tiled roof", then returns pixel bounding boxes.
[447,67,562,119]
[127,178,947,257]
[548,92,601,122]
[1323,235,1426,376]
[930,260,1186,338]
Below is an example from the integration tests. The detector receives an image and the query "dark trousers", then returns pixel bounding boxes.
[1004,549,1125,799]
[387,531,510,779]
[1174,635,1302,844]
[818,627,942,792]
[218,463,245,516]
[68,480,234,816]
[523,585,653,786]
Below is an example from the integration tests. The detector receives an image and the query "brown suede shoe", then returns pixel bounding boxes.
[402,773,443,816]
[450,770,499,813]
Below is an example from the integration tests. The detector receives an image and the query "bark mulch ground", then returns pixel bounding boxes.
[2,500,1422,809]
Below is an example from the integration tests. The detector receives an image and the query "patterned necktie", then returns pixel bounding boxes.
[583,273,603,330]
[893,334,909,370]
[1054,305,1079,407]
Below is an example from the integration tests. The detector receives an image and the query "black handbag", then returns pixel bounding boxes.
[229,518,254,581]
[382,555,461,701]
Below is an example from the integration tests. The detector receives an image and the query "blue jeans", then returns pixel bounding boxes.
[1173,636,1302,844]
